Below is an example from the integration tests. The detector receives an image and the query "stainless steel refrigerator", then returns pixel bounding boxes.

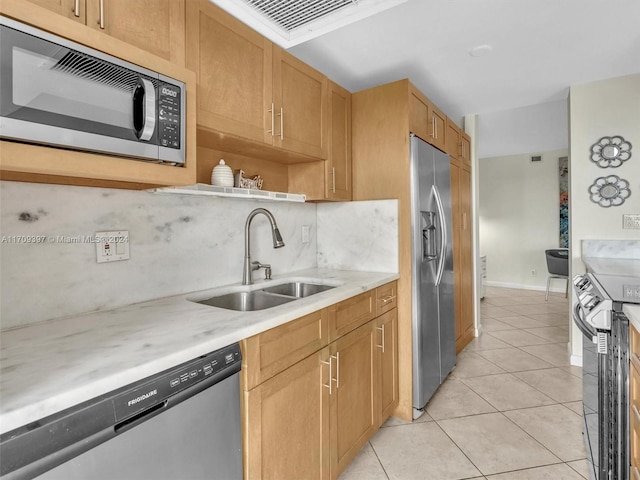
[410,134,456,418]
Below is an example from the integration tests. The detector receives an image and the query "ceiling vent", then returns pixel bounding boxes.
[210,0,408,48]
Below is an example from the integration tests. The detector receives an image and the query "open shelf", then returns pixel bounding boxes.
[150,184,306,202]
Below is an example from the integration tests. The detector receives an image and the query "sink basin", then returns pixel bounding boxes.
[195,290,296,311]
[262,282,336,298]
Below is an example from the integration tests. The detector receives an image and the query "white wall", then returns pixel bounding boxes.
[478,100,569,158]
[569,73,640,359]
[479,148,569,290]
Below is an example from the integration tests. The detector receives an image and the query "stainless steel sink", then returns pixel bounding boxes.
[195,290,296,311]
[261,282,336,298]
[192,281,337,311]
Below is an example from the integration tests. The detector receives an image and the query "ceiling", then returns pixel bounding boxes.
[284,0,640,121]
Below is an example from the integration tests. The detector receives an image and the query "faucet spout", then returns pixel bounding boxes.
[243,208,285,285]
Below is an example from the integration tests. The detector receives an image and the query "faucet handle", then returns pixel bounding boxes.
[251,261,272,280]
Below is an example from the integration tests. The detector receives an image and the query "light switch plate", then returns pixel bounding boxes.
[623,214,640,229]
[95,231,130,263]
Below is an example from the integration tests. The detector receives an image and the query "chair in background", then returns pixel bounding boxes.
[545,248,569,301]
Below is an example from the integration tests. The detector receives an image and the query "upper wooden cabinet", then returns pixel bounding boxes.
[186,0,272,145]
[22,0,85,22]
[22,0,186,65]
[85,0,185,66]
[446,118,461,158]
[461,131,472,166]
[272,47,328,159]
[326,80,352,200]
[409,85,446,151]
[186,0,328,162]
[288,80,351,201]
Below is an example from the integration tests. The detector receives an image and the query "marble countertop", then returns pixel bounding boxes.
[582,257,640,277]
[625,305,640,334]
[0,268,398,435]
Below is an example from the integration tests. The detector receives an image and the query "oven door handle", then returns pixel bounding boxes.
[573,302,596,341]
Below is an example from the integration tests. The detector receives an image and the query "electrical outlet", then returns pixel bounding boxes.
[531,269,536,277]
[623,214,640,229]
[96,231,130,263]
[301,225,310,244]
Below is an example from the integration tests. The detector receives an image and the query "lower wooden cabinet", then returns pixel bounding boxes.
[330,322,377,477]
[377,308,399,422]
[241,282,398,480]
[244,348,330,480]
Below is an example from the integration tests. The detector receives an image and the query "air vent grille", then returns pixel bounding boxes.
[241,0,357,31]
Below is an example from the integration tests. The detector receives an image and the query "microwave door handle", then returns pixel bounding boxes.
[133,78,156,141]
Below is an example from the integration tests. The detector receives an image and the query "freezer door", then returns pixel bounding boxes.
[410,136,440,409]
[434,148,456,380]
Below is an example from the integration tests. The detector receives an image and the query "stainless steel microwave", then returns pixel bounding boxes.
[0,17,185,165]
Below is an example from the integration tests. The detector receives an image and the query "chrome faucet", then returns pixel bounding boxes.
[243,208,285,285]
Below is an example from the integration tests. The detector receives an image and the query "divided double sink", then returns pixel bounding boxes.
[191,281,337,312]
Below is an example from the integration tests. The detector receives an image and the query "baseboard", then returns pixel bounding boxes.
[484,280,567,293]
[570,354,583,367]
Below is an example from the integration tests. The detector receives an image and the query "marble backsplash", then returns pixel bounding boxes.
[0,181,398,329]
[582,239,640,259]
[317,200,398,273]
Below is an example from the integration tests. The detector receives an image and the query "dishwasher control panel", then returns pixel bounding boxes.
[113,343,241,422]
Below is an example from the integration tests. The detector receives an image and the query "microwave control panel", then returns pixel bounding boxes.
[158,83,181,149]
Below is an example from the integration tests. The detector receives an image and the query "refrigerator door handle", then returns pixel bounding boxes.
[432,184,447,287]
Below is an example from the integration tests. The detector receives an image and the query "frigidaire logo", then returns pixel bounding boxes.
[161,87,178,98]
[127,389,158,406]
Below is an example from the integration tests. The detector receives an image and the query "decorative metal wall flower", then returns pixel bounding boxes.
[588,175,631,207]
[590,136,632,168]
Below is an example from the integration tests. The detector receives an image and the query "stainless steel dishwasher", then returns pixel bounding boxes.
[0,343,243,480]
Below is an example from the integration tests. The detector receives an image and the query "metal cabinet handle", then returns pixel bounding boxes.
[381,295,396,304]
[99,0,105,28]
[73,0,80,17]
[376,325,385,353]
[462,212,467,231]
[321,356,333,395]
[430,116,435,138]
[334,352,340,388]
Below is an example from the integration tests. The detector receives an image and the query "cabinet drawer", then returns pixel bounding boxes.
[329,290,375,341]
[375,282,397,317]
[242,309,328,390]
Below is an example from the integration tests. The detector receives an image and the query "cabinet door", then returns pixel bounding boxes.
[450,159,464,350]
[409,86,430,141]
[330,323,377,478]
[273,46,328,159]
[23,0,84,22]
[245,347,330,480]
[186,0,273,144]
[461,131,472,166]
[446,119,461,158]
[86,0,185,65]
[326,81,352,200]
[428,102,447,151]
[460,164,474,342]
[376,309,398,424]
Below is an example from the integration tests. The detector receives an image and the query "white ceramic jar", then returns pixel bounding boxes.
[211,159,234,187]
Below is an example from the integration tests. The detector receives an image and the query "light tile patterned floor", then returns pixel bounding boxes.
[339,286,589,480]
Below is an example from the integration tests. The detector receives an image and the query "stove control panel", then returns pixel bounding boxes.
[573,274,612,330]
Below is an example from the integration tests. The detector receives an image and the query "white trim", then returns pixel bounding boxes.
[484,280,567,293]
[570,354,583,367]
